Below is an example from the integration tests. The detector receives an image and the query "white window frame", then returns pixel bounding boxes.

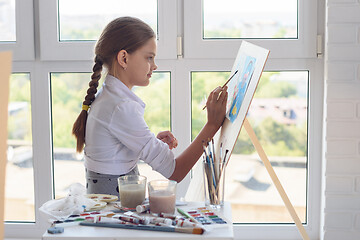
[183,0,317,59]
[0,0,34,60]
[38,0,177,61]
[5,0,323,239]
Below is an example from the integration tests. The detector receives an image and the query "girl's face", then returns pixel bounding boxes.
[124,37,158,89]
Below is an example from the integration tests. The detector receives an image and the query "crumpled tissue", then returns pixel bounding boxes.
[39,183,98,220]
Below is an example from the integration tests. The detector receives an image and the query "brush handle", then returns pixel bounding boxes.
[80,222,175,232]
[80,222,203,234]
[202,70,238,110]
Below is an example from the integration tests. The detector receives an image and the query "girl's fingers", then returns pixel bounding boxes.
[218,86,228,104]
[159,134,178,149]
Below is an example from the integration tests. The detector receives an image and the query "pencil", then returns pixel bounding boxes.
[80,222,204,234]
[202,70,238,110]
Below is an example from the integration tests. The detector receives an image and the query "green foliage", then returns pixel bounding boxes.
[60,25,102,40]
[255,72,297,98]
[51,73,91,148]
[256,117,307,156]
[134,73,171,134]
[9,74,31,102]
[204,29,242,38]
[273,27,287,38]
[8,74,32,141]
[191,72,228,139]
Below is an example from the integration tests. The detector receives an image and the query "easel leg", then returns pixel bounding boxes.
[243,118,310,240]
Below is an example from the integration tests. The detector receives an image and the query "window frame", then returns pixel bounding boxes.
[185,58,322,239]
[38,0,178,61]
[183,0,317,59]
[5,1,323,239]
[0,0,35,60]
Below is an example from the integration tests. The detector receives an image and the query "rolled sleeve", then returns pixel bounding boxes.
[139,137,176,179]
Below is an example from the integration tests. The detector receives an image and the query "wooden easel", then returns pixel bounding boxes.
[0,51,12,239]
[243,118,310,240]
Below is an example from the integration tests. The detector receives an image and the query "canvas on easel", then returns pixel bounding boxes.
[213,41,310,240]
[0,51,12,239]
[214,40,269,160]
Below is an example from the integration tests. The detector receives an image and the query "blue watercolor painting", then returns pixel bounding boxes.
[227,56,256,123]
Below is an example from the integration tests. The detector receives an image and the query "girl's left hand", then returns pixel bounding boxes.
[157,131,178,149]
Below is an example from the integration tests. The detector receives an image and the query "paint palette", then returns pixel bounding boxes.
[187,207,227,225]
[86,201,107,211]
[85,194,118,203]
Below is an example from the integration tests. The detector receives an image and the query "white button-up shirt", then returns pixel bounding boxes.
[84,75,176,178]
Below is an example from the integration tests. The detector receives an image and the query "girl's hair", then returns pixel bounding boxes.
[72,17,155,153]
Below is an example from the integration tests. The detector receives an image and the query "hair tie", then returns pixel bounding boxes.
[82,105,90,111]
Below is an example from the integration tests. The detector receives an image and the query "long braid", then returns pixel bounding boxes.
[72,56,103,152]
[72,17,155,153]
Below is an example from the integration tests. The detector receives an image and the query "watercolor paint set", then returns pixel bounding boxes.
[186,207,227,225]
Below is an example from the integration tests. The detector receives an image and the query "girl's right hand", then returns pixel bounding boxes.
[205,86,228,130]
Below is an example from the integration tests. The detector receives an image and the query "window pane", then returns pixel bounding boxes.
[58,0,157,41]
[0,0,16,41]
[203,0,297,39]
[50,72,170,198]
[133,72,171,183]
[6,73,34,222]
[192,71,308,223]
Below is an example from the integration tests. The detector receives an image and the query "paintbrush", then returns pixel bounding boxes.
[202,70,238,110]
[80,222,205,235]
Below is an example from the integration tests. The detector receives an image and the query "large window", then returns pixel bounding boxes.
[5,0,321,239]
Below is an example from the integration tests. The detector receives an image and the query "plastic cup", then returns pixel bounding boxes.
[118,175,147,208]
[148,179,177,214]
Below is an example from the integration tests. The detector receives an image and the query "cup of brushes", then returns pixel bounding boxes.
[202,138,229,208]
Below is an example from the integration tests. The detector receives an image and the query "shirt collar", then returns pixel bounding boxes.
[104,74,145,108]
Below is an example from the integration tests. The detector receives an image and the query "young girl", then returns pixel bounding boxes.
[72,17,228,196]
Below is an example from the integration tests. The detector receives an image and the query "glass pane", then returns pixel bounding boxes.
[6,73,34,222]
[191,71,308,223]
[58,0,158,41]
[0,0,16,41]
[203,0,297,39]
[134,72,171,183]
[50,72,170,198]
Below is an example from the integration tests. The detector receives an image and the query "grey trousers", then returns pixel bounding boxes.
[85,166,139,196]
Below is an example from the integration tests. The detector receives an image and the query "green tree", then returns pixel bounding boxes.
[135,73,171,134]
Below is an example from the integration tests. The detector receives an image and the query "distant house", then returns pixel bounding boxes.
[248,98,307,126]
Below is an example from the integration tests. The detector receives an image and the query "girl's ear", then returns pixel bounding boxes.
[116,50,128,70]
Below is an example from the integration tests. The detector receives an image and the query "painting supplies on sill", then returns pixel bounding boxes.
[178,207,227,226]
[49,211,121,227]
[202,138,230,207]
